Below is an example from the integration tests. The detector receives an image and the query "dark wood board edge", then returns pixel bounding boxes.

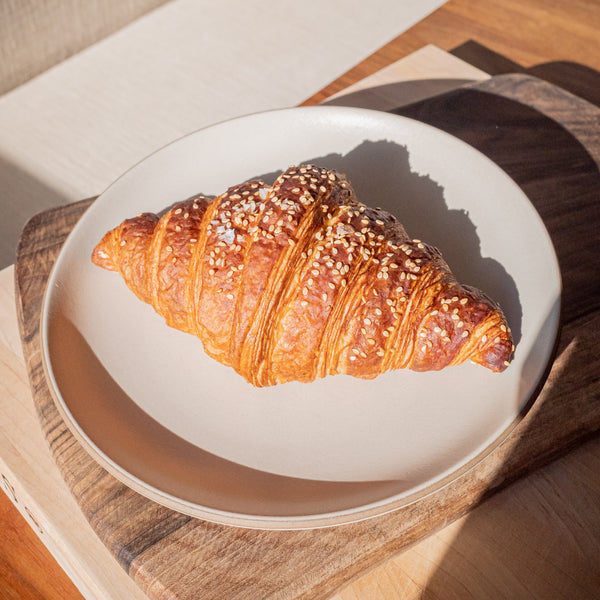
[449,40,600,108]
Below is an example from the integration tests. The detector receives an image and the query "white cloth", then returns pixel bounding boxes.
[0,0,445,267]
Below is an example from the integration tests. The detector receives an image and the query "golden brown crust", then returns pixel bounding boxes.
[92,165,514,386]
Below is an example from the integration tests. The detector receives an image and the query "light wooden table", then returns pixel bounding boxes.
[1,0,600,598]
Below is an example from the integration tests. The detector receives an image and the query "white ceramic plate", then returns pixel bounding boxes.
[41,106,561,529]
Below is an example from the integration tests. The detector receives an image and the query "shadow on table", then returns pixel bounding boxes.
[0,156,68,270]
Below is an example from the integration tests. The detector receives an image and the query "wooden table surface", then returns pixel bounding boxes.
[2,0,599,598]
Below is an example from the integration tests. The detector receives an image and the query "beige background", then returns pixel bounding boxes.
[0,0,446,270]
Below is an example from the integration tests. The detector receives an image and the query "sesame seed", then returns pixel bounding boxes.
[302,287,308,296]
[120,240,126,246]
[482,335,487,343]
[166,245,173,252]
[460,298,468,305]
[500,325,507,332]
[504,360,510,366]
[462,331,469,338]
[382,330,390,337]
[364,317,372,325]
[352,348,360,355]
[328,282,335,290]
[174,208,182,215]
[322,293,328,302]
[300,300,308,307]
[350,355,356,361]
[226,293,234,299]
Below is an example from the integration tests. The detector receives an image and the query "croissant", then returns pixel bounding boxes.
[92,165,514,386]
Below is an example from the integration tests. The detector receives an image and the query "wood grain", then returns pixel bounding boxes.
[13,73,600,600]
[304,0,600,105]
[0,491,84,600]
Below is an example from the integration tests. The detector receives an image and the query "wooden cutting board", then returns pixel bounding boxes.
[14,72,600,600]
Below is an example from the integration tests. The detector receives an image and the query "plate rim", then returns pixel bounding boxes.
[40,104,562,529]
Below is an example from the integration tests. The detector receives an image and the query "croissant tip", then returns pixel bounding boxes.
[91,239,116,271]
[480,339,515,372]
